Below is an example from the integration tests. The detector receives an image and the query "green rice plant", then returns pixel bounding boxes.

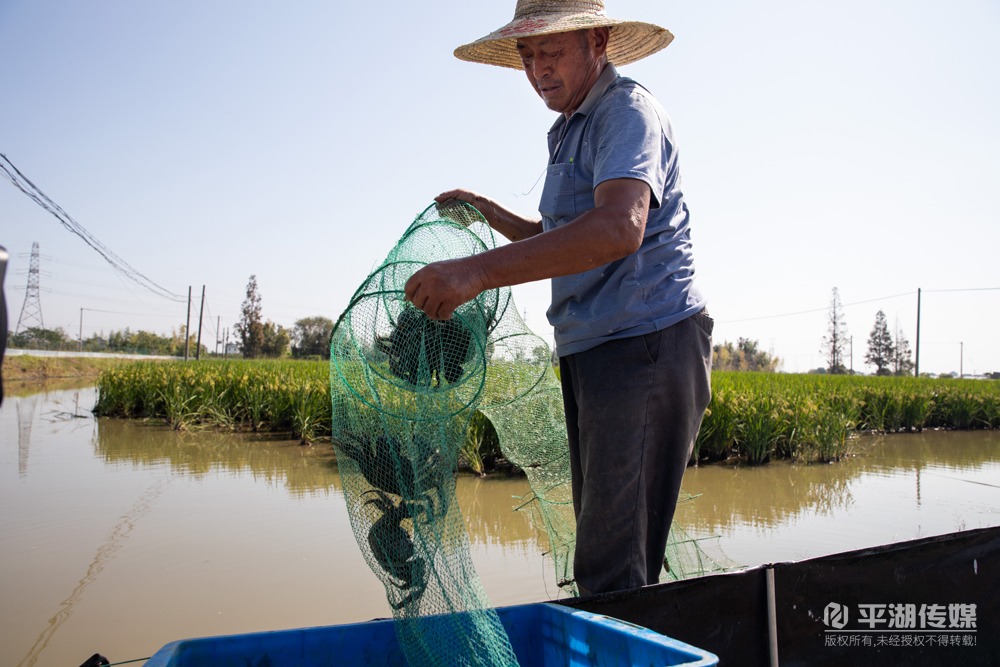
[860,387,899,432]
[158,382,200,430]
[738,393,781,465]
[460,410,491,476]
[884,390,904,432]
[267,377,296,431]
[981,394,1000,429]
[900,392,931,432]
[943,391,981,430]
[238,374,270,432]
[198,387,236,429]
[690,404,712,464]
[693,389,740,463]
[811,406,856,462]
[291,382,326,444]
[777,392,814,459]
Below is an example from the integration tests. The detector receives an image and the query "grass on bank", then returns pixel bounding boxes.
[3,355,132,381]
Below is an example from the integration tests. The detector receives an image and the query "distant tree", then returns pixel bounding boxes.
[236,275,264,359]
[102,326,205,356]
[713,338,781,372]
[167,325,202,357]
[9,327,72,350]
[820,287,849,374]
[865,310,894,376]
[82,331,109,353]
[892,320,915,377]
[292,316,335,359]
[261,320,291,358]
[530,345,550,365]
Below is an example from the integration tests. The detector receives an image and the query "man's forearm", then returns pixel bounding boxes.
[476,195,544,242]
[471,178,649,290]
[471,202,640,291]
[412,179,649,320]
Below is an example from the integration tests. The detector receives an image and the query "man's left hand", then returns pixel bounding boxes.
[404,257,489,321]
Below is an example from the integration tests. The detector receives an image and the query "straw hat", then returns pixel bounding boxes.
[454,0,673,70]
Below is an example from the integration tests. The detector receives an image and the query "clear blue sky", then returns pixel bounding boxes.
[3,0,998,375]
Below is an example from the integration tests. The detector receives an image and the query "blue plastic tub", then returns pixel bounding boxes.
[145,602,718,666]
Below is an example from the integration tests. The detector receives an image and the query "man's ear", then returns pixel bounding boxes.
[591,26,610,57]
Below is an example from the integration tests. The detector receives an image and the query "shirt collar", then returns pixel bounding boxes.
[548,62,620,135]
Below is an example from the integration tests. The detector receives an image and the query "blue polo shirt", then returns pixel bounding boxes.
[540,63,706,357]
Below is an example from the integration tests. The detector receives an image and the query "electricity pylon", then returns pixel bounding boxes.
[15,242,44,333]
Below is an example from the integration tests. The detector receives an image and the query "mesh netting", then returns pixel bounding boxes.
[329,202,737,667]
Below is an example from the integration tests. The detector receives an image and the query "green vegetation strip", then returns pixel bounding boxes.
[91,361,1000,465]
[697,373,1000,464]
[3,355,129,380]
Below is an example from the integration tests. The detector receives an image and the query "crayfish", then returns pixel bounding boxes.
[376,307,472,388]
[334,431,447,518]
[364,489,427,609]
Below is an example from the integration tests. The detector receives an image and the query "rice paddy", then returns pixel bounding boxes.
[94,359,333,443]
[92,360,1000,465]
[696,373,1000,464]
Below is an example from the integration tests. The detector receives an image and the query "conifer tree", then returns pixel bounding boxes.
[892,319,915,376]
[865,310,894,376]
[820,287,849,374]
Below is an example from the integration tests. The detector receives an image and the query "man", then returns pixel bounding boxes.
[405,0,712,596]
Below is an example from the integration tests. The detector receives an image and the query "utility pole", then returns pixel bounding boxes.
[215,316,221,354]
[184,286,192,362]
[960,342,964,379]
[914,288,921,378]
[850,336,853,375]
[224,328,229,359]
[79,308,83,351]
[196,285,205,361]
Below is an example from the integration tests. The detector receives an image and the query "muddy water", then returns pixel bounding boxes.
[2,386,998,666]
[680,430,1000,568]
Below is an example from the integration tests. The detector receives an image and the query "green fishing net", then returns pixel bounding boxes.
[329,202,736,667]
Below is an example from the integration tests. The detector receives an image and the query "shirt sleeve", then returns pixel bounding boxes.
[589,85,670,209]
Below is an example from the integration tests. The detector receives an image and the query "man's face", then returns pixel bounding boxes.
[516,28,608,117]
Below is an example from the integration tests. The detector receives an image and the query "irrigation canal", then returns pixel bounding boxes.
[3,383,998,666]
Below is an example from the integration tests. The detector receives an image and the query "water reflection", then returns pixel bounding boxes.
[17,481,166,667]
[95,419,341,498]
[456,477,543,554]
[17,393,36,478]
[681,430,1000,566]
[682,460,860,533]
[95,418,546,553]
[6,377,97,398]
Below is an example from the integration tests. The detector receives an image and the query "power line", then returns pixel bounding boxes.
[924,287,1000,293]
[718,291,915,324]
[78,308,180,318]
[718,286,999,326]
[0,153,185,303]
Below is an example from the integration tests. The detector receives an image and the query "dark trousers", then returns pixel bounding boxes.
[559,309,713,595]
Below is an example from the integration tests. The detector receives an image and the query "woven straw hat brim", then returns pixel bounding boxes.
[454,14,673,70]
